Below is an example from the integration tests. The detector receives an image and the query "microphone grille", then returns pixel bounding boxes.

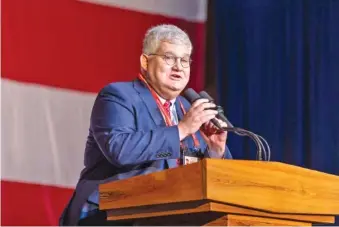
[183,88,201,104]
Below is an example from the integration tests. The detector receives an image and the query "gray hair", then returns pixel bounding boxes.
[142,24,192,55]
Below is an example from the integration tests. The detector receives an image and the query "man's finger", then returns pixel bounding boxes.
[198,102,216,111]
[200,114,217,124]
[200,109,218,117]
[215,118,228,128]
[191,98,209,108]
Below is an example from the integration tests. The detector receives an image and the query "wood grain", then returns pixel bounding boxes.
[100,159,339,226]
[204,159,339,214]
[106,200,210,220]
[128,212,227,226]
[210,202,334,223]
[225,214,311,226]
[99,162,204,210]
[106,200,334,224]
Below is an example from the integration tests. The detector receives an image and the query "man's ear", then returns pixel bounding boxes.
[140,54,148,71]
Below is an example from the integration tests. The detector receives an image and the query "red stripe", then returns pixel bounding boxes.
[1,180,74,226]
[1,1,205,225]
[2,0,205,93]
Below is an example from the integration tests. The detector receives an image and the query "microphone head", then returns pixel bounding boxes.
[199,91,214,102]
[183,88,201,104]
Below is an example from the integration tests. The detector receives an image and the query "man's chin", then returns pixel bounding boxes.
[161,87,183,99]
[169,86,184,92]
[168,83,187,92]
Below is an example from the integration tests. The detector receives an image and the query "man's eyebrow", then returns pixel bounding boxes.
[163,51,190,57]
[163,51,175,55]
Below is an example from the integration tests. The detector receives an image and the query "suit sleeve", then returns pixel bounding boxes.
[90,86,181,167]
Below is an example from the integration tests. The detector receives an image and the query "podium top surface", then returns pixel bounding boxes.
[99,159,339,215]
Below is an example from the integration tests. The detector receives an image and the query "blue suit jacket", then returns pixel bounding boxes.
[59,79,232,225]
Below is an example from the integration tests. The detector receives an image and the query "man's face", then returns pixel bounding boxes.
[142,41,191,100]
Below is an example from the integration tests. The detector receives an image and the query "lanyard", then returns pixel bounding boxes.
[137,73,200,148]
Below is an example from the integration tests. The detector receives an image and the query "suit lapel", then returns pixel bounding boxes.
[174,97,185,121]
[175,98,193,148]
[133,79,165,127]
[133,80,192,169]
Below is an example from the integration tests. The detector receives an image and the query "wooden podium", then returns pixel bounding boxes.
[99,159,339,226]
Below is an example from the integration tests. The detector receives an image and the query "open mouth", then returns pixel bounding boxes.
[170,74,182,80]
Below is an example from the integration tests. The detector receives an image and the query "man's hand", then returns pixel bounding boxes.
[178,99,218,140]
[200,119,228,157]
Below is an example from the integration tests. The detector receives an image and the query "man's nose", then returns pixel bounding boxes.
[173,58,183,70]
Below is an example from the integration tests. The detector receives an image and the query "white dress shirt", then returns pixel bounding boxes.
[157,96,178,125]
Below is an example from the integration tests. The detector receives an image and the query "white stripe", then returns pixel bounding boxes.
[78,0,207,22]
[1,79,96,188]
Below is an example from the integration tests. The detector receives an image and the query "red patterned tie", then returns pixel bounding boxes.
[163,100,171,118]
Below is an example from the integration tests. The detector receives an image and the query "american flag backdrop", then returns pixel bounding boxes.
[1,0,207,225]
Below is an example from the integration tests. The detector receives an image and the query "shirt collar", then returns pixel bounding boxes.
[156,94,176,106]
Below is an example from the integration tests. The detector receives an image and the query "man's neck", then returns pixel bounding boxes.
[156,93,176,105]
[142,75,177,104]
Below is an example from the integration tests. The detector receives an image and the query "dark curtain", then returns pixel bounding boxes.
[211,0,339,224]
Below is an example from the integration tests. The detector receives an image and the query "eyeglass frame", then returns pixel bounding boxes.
[147,53,193,68]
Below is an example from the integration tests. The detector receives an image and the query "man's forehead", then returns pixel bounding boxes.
[158,41,191,55]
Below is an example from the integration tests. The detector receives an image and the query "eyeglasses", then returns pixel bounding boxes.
[148,53,192,68]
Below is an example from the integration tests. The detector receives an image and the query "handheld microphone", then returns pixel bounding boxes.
[182,88,201,103]
[183,88,224,130]
[199,91,234,128]
[183,88,271,161]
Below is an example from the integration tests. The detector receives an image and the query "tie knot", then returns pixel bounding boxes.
[163,100,171,113]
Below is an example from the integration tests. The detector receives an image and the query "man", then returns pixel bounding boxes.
[59,24,232,226]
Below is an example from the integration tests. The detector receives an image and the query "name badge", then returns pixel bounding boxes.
[181,147,204,165]
[183,155,199,165]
